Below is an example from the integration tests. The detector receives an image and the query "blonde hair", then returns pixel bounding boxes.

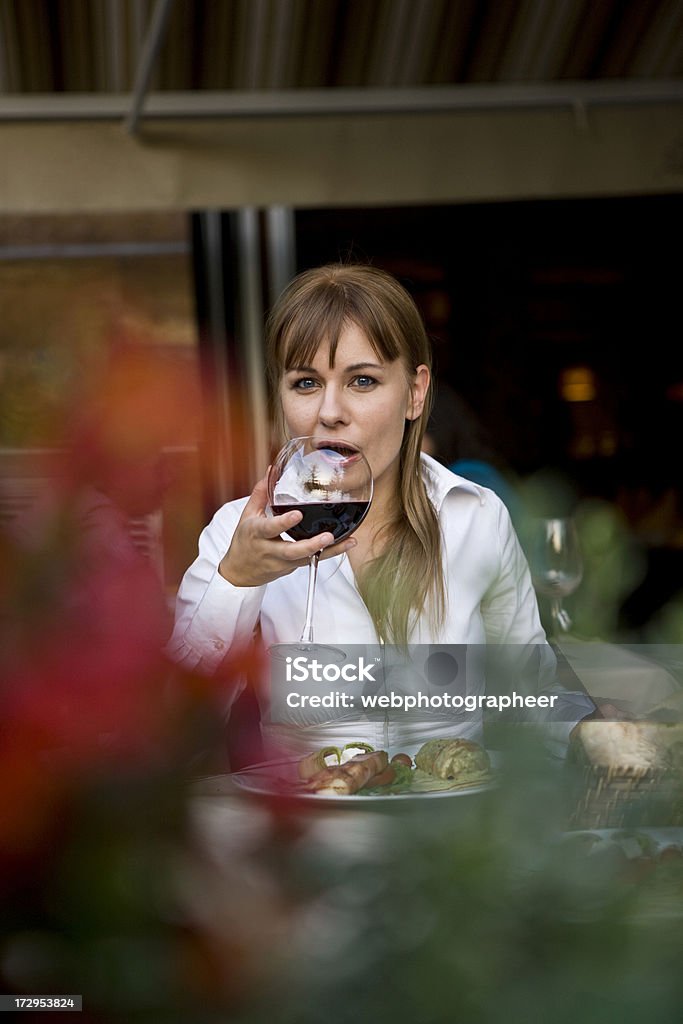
[266,263,444,645]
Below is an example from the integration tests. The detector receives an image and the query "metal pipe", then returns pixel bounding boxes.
[124,0,175,134]
[200,210,233,505]
[264,205,296,308]
[235,208,270,479]
[0,241,189,260]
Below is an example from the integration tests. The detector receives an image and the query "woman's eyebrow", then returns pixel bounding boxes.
[285,361,384,374]
[343,362,385,372]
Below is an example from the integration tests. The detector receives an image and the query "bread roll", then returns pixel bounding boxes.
[415,739,490,780]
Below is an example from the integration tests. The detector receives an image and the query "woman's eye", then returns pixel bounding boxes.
[293,377,318,390]
[353,376,377,388]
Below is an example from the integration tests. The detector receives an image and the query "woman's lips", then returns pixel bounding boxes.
[314,440,363,464]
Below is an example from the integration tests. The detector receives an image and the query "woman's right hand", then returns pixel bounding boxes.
[218,472,357,588]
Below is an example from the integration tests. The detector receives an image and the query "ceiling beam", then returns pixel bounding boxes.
[0,80,681,123]
[3,104,681,211]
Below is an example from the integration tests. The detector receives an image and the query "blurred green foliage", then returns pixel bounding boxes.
[572,499,646,640]
[3,419,683,1022]
[230,735,683,1024]
[4,709,683,1023]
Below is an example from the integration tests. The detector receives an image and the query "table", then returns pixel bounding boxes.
[556,641,682,717]
[185,765,683,1024]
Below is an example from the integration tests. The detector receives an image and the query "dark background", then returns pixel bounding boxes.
[295,194,682,492]
[291,194,683,632]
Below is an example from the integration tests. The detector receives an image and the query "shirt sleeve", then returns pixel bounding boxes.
[164,503,266,675]
[480,497,546,645]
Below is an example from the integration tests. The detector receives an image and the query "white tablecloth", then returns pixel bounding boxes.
[557,641,682,716]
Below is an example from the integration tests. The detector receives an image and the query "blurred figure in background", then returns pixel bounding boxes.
[1,347,178,765]
[11,434,170,603]
[8,346,173,641]
[422,380,525,534]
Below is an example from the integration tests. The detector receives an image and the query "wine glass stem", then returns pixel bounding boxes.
[299,552,320,645]
[550,597,572,635]
[550,598,562,623]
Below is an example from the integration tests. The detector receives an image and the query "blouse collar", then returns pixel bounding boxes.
[419,452,487,511]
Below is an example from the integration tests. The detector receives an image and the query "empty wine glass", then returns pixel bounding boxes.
[528,517,583,636]
[267,436,373,661]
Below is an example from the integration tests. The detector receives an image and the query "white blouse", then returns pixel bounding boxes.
[167,455,593,756]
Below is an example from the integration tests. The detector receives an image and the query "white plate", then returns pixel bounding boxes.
[225,761,496,806]
[560,826,683,850]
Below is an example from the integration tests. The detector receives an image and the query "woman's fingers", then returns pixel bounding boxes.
[261,507,303,538]
[319,536,357,561]
[278,532,336,560]
[270,522,358,561]
[242,472,270,517]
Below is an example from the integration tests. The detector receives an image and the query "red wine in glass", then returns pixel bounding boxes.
[270,501,370,543]
[267,437,373,660]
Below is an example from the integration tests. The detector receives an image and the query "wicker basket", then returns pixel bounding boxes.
[569,721,683,829]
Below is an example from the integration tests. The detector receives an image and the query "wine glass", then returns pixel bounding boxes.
[267,436,373,661]
[528,517,583,636]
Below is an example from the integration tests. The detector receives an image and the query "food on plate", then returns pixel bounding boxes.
[294,740,492,797]
[359,759,415,795]
[612,829,658,860]
[298,745,342,780]
[366,766,396,788]
[559,829,683,889]
[305,750,389,795]
[658,845,683,863]
[298,741,378,780]
[340,742,375,762]
[413,739,450,772]
[415,738,490,781]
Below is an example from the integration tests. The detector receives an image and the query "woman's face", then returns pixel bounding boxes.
[279,322,429,500]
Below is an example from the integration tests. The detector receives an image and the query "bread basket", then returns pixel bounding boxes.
[568,721,683,829]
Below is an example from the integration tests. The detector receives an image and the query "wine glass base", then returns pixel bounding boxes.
[269,642,347,664]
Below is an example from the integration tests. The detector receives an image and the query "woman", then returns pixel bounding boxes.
[167,264,592,757]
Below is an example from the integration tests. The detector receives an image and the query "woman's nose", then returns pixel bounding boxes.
[318,385,349,427]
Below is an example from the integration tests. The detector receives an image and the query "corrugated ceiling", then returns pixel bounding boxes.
[1,0,682,96]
